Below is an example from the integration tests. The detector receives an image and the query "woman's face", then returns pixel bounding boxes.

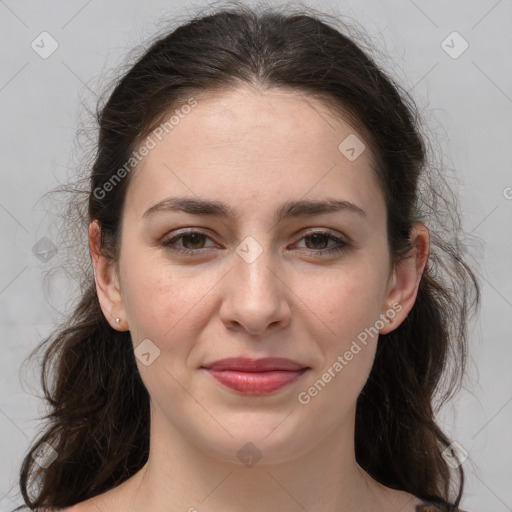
[94,86,418,465]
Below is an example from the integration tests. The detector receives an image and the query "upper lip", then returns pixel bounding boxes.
[201,357,307,372]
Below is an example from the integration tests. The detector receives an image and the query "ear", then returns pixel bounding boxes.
[88,220,128,331]
[379,223,429,334]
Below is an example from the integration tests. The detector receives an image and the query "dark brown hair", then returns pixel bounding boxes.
[13,2,480,510]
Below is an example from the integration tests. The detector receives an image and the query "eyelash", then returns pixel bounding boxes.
[161,230,349,257]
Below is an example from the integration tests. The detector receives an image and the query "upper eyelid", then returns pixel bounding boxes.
[164,227,347,246]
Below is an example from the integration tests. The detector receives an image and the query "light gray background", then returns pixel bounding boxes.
[1,1,511,510]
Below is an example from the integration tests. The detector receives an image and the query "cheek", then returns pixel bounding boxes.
[119,247,180,341]
[291,261,386,401]
[297,262,387,342]
[119,246,219,354]
[295,274,381,420]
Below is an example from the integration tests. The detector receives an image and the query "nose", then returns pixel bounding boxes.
[219,245,292,336]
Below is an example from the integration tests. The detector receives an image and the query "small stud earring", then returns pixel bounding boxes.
[115,318,120,324]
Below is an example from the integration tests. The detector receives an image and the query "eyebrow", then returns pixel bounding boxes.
[142,196,367,222]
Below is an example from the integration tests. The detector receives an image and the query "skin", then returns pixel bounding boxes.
[82,86,429,512]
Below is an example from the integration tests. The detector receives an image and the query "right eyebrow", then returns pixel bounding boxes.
[142,196,367,222]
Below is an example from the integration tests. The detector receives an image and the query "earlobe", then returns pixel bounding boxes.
[379,223,430,334]
[88,221,127,330]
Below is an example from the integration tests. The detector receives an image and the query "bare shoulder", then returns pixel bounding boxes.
[54,487,123,512]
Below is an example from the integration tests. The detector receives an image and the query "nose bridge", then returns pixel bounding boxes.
[235,234,281,302]
[220,234,290,334]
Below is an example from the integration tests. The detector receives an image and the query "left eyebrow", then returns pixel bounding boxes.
[142,196,367,222]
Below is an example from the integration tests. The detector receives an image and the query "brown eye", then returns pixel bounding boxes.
[179,233,207,250]
[295,231,349,256]
[161,229,349,257]
[161,231,217,255]
[304,233,330,250]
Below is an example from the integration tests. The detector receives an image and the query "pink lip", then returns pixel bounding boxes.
[201,357,309,395]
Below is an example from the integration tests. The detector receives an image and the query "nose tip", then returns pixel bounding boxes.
[219,255,292,336]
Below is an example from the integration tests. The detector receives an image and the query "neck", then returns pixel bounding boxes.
[115,404,387,512]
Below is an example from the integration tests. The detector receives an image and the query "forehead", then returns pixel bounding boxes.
[125,86,383,221]
[143,87,370,165]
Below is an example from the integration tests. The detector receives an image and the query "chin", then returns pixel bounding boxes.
[187,413,316,466]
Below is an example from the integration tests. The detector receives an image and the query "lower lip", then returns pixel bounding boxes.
[204,369,308,395]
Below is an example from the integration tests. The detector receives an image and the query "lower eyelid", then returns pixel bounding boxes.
[162,231,348,254]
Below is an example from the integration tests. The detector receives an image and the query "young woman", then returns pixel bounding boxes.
[14,3,479,512]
